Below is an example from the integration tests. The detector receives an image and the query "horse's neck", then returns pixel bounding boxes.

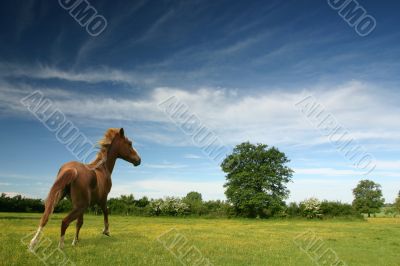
[104,146,118,174]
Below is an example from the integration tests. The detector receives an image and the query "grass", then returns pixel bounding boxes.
[1,212,399,265]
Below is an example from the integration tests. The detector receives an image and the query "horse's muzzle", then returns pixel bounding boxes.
[133,158,141,166]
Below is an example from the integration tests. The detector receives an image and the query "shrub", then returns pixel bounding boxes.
[160,197,189,216]
[319,201,354,217]
[286,202,301,217]
[300,198,321,219]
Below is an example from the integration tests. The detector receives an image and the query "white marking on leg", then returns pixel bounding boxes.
[59,235,65,249]
[72,237,78,246]
[29,226,43,251]
[103,222,110,235]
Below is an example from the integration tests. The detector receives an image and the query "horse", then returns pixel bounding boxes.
[29,128,141,250]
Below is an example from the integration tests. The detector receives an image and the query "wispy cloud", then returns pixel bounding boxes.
[294,168,363,177]
[184,154,203,159]
[144,162,188,169]
[1,72,400,149]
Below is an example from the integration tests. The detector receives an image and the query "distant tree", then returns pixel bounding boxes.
[221,142,293,218]
[184,192,202,202]
[0,193,44,212]
[120,194,135,205]
[54,198,72,213]
[183,192,204,215]
[135,196,150,208]
[395,194,400,214]
[352,180,385,217]
[286,202,301,217]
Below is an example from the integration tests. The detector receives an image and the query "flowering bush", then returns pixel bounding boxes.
[160,197,189,216]
[149,197,189,216]
[149,199,164,216]
[300,198,321,219]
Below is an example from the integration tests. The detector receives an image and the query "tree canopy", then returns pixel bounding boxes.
[221,142,293,218]
[352,180,385,217]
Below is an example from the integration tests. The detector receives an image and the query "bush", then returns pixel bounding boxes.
[160,197,189,216]
[54,198,72,213]
[0,193,44,212]
[319,201,354,217]
[203,200,234,218]
[300,198,322,219]
[286,202,301,217]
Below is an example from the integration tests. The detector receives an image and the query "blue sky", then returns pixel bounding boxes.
[0,0,399,203]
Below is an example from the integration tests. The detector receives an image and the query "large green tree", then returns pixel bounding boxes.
[221,142,293,218]
[352,180,384,217]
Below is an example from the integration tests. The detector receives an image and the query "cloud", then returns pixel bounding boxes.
[184,154,203,159]
[294,168,363,176]
[288,177,399,203]
[1,75,400,150]
[0,63,147,85]
[375,160,400,171]
[143,162,188,169]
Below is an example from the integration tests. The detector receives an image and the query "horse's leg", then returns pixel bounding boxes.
[72,213,83,246]
[101,204,110,236]
[59,208,84,249]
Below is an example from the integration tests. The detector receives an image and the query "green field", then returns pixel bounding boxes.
[1,213,399,266]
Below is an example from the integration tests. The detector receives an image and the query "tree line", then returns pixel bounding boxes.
[1,142,398,218]
[1,189,399,219]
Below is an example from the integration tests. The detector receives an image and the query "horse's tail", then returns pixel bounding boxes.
[39,168,78,227]
[29,168,78,250]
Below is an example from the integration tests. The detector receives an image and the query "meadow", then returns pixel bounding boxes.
[1,212,399,266]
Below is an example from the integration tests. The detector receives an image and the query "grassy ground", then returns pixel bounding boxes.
[1,212,399,266]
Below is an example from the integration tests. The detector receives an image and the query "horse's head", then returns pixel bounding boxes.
[114,128,141,166]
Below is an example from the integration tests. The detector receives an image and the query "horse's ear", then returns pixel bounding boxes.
[119,128,125,137]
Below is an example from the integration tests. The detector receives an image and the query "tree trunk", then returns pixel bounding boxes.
[368,212,371,217]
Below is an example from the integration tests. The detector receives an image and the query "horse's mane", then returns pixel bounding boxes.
[88,128,120,168]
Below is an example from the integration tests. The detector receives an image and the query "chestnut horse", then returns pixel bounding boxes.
[29,128,141,250]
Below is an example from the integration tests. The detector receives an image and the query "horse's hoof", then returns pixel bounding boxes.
[72,239,79,246]
[102,231,110,236]
[58,242,64,250]
[29,241,37,252]
[28,245,36,253]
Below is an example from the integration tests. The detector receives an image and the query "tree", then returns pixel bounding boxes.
[395,192,400,214]
[135,196,150,208]
[183,191,203,215]
[352,180,384,217]
[221,142,293,218]
[184,191,202,202]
